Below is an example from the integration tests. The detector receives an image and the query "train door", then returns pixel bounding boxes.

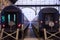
[44,13,54,31]
[1,11,17,32]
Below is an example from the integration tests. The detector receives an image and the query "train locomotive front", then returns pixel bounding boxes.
[1,5,23,40]
[38,8,59,38]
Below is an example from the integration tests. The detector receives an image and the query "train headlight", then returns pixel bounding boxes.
[9,21,15,26]
[40,21,43,23]
[49,21,54,27]
[55,21,58,23]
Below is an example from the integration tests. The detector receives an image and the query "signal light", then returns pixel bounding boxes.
[18,24,21,28]
[3,24,5,28]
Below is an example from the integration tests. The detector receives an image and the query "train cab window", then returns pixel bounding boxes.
[8,14,10,23]
[8,14,16,24]
[13,14,16,24]
[2,16,5,22]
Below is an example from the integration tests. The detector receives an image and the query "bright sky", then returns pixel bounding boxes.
[22,8,36,21]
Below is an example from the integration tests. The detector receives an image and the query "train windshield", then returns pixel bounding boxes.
[8,14,16,26]
[8,14,16,23]
[6,12,17,26]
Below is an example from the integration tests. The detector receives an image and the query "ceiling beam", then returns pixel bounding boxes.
[16,5,60,7]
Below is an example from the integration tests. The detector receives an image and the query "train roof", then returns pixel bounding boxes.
[40,8,59,13]
[1,5,22,14]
